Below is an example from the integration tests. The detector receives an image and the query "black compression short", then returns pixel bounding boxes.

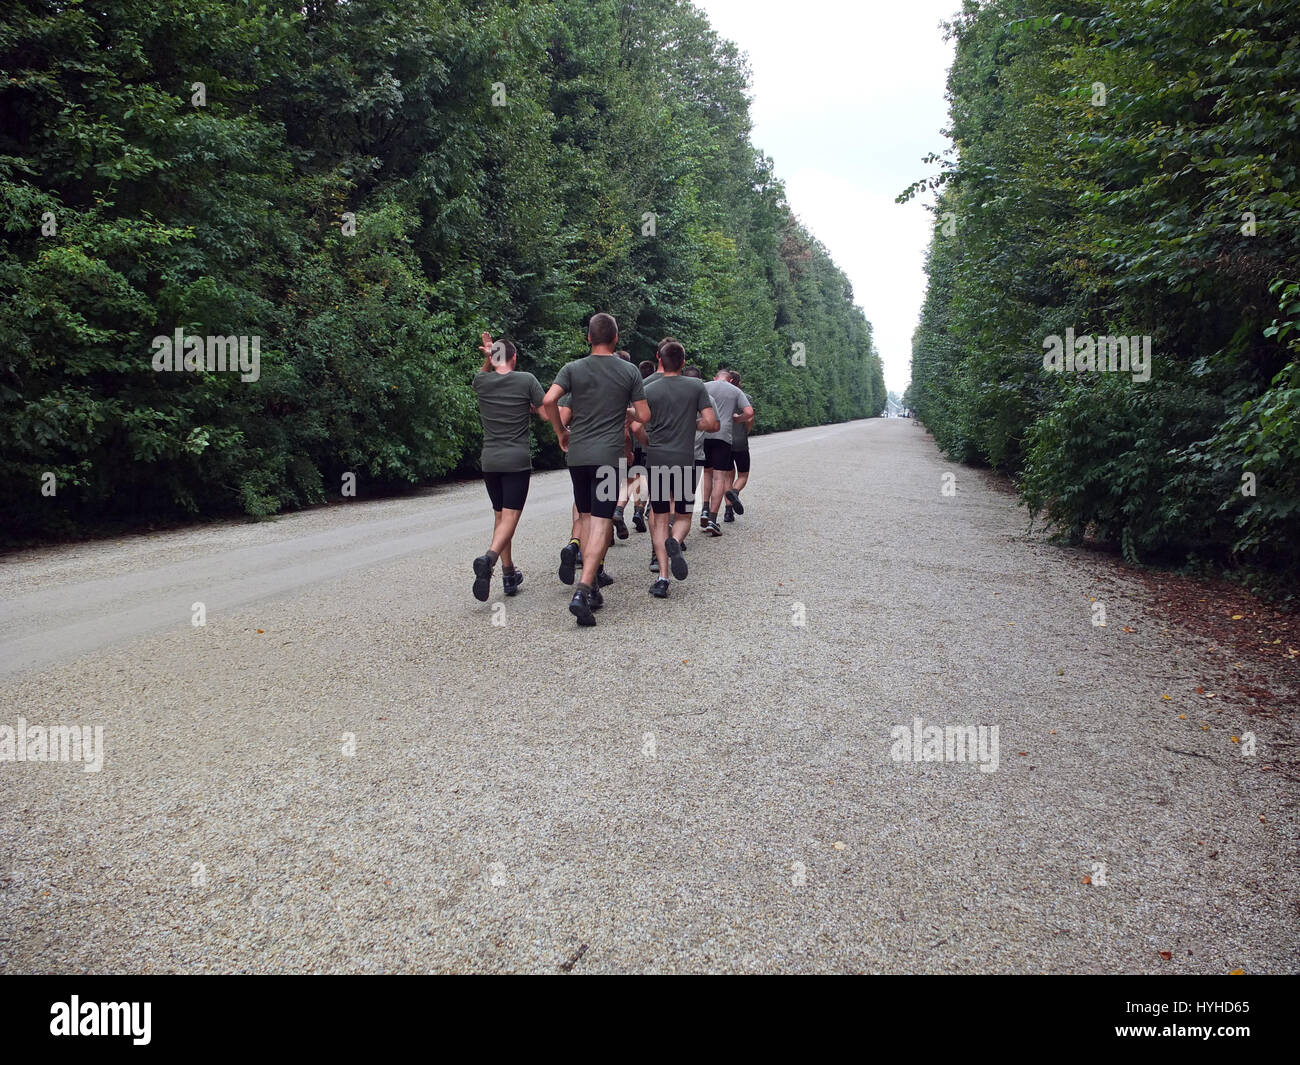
[732,449,750,474]
[647,462,696,515]
[568,464,618,519]
[483,470,531,512]
[703,439,732,472]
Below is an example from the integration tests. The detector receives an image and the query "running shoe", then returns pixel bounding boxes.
[723,506,734,523]
[725,489,744,515]
[612,510,629,539]
[633,508,647,533]
[588,586,604,610]
[472,555,493,602]
[666,537,688,580]
[502,570,524,597]
[596,566,614,588]
[649,578,670,598]
[558,541,578,585]
[568,589,596,626]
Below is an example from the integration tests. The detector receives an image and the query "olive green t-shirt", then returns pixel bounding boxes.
[644,374,713,468]
[732,389,753,451]
[553,354,646,467]
[472,370,545,472]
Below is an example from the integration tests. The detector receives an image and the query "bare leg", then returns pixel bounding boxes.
[581,516,614,586]
[670,511,692,546]
[651,510,670,575]
[709,467,733,517]
[491,508,522,568]
[733,470,749,494]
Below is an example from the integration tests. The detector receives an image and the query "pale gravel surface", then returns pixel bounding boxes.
[0,418,1296,974]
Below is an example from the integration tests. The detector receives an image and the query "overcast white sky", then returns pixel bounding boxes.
[696,0,958,394]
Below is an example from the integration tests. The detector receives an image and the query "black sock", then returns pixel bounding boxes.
[502,564,516,575]
[484,549,499,565]
[576,581,593,594]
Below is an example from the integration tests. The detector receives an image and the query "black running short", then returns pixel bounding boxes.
[703,439,732,472]
[483,470,530,512]
[568,463,618,519]
[647,462,695,515]
[732,449,750,474]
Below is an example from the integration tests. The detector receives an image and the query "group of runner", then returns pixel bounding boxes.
[469,312,754,626]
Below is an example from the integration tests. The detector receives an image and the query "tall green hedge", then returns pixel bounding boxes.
[906,0,1300,590]
[1,0,885,539]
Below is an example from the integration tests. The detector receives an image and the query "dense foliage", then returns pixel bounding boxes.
[906,0,1299,590]
[1,0,884,538]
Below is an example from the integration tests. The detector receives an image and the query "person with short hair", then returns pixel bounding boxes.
[637,340,719,597]
[470,332,549,601]
[540,313,651,626]
[724,370,754,521]
[699,368,753,536]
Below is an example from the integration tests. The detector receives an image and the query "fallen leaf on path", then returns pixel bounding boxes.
[1229,969,1245,975]
[833,841,846,850]
[1082,875,1092,884]
[1158,951,1172,961]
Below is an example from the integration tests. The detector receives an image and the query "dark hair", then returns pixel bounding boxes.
[638,360,655,378]
[659,341,686,372]
[726,371,740,387]
[588,312,618,346]
[615,350,632,362]
[682,364,702,379]
[499,340,517,363]
[656,335,679,355]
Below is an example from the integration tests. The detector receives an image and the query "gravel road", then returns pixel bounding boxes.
[1,418,1295,973]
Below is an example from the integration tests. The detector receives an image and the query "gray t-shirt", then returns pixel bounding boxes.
[731,390,753,451]
[553,354,646,468]
[473,370,545,472]
[703,379,749,447]
[643,374,713,468]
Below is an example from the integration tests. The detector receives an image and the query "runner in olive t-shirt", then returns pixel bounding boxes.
[540,313,650,627]
[639,340,719,596]
[469,332,548,603]
[724,370,754,522]
[700,371,753,536]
